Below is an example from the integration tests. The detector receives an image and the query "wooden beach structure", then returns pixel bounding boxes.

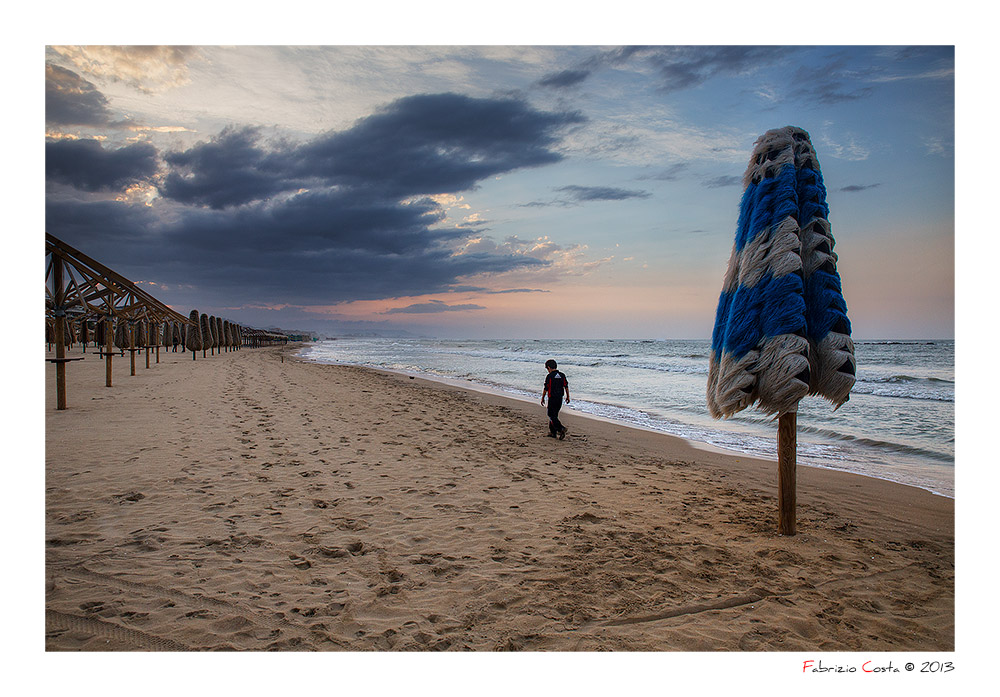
[241,328,289,348]
[46,233,191,409]
[46,233,293,410]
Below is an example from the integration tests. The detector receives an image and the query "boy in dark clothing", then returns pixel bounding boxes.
[541,359,570,439]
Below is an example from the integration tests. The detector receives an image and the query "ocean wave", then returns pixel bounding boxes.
[857,374,953,385]
[849,382,953,402]
[795,423,953,463]
[857,340,944,346]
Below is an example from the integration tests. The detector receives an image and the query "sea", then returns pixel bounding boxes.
[298,338,954,498]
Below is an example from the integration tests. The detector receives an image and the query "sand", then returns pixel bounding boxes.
[44,343,953,652]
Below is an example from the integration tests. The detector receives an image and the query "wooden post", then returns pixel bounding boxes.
[778,412,797,536]
[129,322,136,376]
[53,255,67,410]
[106,314,113,387]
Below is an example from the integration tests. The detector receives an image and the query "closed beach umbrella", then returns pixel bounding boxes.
[99,318,112,351]
[79,318,89,352]
[707,126,855,535]
[187,310,203,359]
[199,313,211,357]
[207,314,217,354]
[114,320,127,351]
[206,315,216,354]
[213,316,222,353]
[223,321,232,352]
[173,322,182,351]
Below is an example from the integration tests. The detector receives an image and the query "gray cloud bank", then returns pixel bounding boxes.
[46,69,586,308]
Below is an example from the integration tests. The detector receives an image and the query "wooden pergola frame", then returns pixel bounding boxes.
[45,233,193,408]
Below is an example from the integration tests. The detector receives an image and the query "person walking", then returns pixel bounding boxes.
[541,359,570,439]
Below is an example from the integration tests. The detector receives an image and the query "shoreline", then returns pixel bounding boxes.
[297,347,954,500]
[45,344,954,651]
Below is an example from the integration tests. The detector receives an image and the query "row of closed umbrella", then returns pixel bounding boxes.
[45,315,248,355]
[185,311,246,359]
[46,312,290,358]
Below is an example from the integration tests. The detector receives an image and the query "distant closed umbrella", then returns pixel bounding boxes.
[707,126,855,535]
[212,316,222,354]
[207,315,217,354]
[114,320,127,352]
[187,310,203,359]
[79,318,89,353]
[199,313,211,357]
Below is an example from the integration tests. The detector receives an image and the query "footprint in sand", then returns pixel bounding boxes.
[288,554,312,569]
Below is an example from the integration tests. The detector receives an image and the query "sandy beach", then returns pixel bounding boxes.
[44,343,953,652]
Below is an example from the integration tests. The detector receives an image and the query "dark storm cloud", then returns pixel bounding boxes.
[156,93,585,209]
[636,163,690,181]
[46,92,574,307]
[522,184,651,207]
[46,139,159,192]
[537,69,591,89]
[789,56,875,105]
[46,197,157,243]
[448,286,549,294]
[160,127,298,209]
[840,183,882,193]
[45,64,115,126]
[47,194,546,306]
[555,185,651,202]
[383,300,486,314]
[295,93,585,198]
[537,46,789,93]
[167,188,451,257]
[485,287,549,294]
[640,46,790,93]
[702,175,742,189]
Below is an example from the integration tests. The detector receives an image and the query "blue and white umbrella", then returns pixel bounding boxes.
[706,126,856,534]
[708,126,855,419]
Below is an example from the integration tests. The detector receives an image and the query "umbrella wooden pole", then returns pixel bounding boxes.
[778,412,797,535]
[53,255,67,410]
[106,313,113,387]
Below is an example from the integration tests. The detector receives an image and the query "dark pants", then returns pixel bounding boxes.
[547,397,564,435]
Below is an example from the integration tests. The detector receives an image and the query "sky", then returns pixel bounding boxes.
[41,38,954,341]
